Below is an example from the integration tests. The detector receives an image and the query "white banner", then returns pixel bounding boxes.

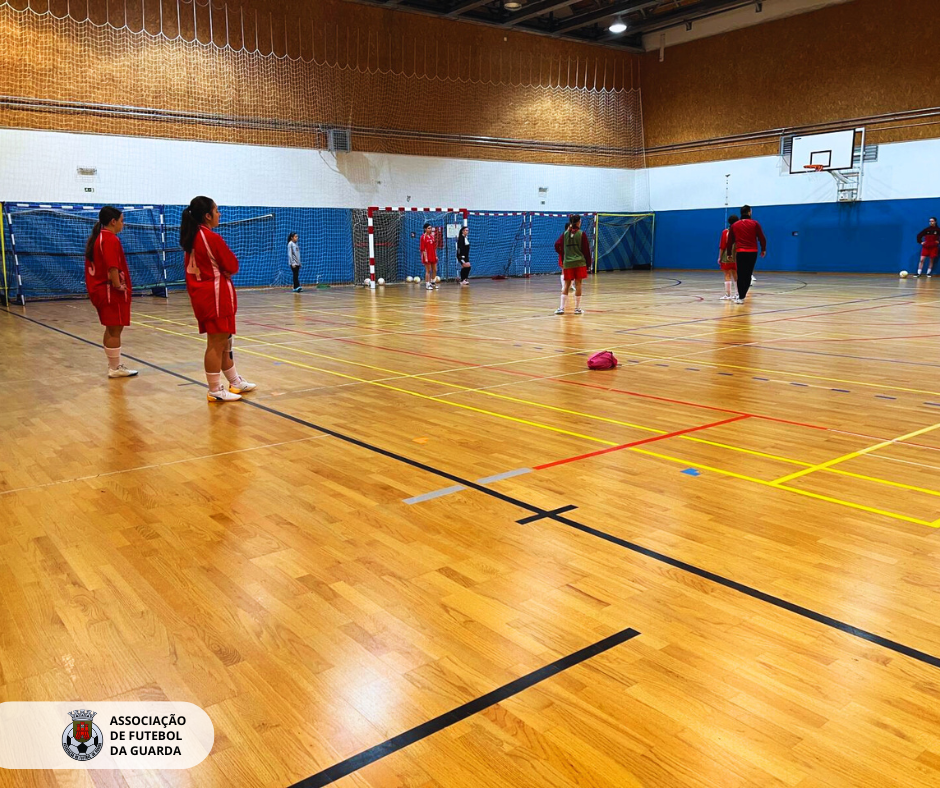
[0,702,213,769]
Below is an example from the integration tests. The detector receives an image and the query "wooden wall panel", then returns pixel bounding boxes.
[641,0,940,166]
[0,0,641,168]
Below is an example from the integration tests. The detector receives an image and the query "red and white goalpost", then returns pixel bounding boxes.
[364,207,469,287]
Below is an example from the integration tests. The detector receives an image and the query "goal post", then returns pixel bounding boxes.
[361,207,469,287]
[594,212,655,273]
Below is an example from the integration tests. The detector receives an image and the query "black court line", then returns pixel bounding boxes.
[289,626,640,787]
[9,309,940,676]
[517,504,577,524]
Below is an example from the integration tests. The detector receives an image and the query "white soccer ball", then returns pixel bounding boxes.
[900,270,909,278]
[363,278,371,286]
[377,278,385,285]
[406,276,413,282]
[434,276,441,283]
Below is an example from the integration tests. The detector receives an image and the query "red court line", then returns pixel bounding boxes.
[534,415,751,470]
[242,319,828,431]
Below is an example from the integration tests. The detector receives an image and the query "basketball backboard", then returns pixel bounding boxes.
[788,129,856,174]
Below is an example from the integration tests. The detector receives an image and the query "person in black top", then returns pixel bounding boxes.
[916,217,939,277]
[456,226,471,285]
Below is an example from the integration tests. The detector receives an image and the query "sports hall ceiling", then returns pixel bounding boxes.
[351,0,765,51]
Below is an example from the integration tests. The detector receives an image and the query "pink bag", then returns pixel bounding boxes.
[588,351,618,370]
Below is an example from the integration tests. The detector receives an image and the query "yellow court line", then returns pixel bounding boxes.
[628,447,936,527]
[131,314,940,507]
[827,468,940,498]
[661,435,940,497]
[130,320,619,447]
[134,311,670,436]
[771,422,940,485]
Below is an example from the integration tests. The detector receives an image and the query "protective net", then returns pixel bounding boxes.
[1,203,357,301]
[595,213,655,271]
[466,213,529,279]
[3,204,165,301]
[529,213,596,275]
[0,0,646,173]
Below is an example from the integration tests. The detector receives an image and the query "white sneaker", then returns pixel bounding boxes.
[574,308,583,315]
[108,364,138,378]
[207,387,242,402]
[228,376,257,394]
[719,295,730,301]
[426,283,433,290]
[733,298,745,304]
[554,308,565,315]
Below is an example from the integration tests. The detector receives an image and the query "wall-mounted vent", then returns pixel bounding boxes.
[325,128,351,153]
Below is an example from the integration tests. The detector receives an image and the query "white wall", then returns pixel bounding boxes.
[0,128,640,212]
[648,137,940,211]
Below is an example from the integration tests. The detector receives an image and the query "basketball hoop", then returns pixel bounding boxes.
[803,164,826,172]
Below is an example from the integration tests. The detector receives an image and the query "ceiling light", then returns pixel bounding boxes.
[608,18,627,33]
[504,1,523,9]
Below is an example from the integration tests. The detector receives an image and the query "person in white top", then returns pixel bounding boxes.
[287,232,301,292]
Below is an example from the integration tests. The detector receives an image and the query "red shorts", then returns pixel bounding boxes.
[563,266,588,281]
[423,261,437,268]
[720,261,737,271]
[95,299,130,327]
[922,245,938,259]
[198,316,237,335]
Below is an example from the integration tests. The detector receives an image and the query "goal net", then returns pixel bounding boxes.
[3,204,166,303]
[353,208,468,287]
[594,213,655,271]
[1,203,297,302]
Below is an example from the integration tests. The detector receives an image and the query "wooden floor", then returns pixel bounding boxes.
[4,270,940,787]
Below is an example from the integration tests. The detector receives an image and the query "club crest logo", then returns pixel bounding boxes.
[62,709,103,761]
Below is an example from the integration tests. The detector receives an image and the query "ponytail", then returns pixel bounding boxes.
[180,196,215,253]
[85,205,122,261]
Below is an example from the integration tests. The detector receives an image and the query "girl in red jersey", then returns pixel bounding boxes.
[915,217,939,278]
[717,214,738,300]
[553,214,591,315]
[420,222,438,290]
[180,196,256,402]
[84,206,138,378]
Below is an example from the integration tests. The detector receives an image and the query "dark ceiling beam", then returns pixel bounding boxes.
[627,0,760,33]
[552,0,661,34]
[346,0,646,50]
[447,0,496,17]
[502,0,580,26]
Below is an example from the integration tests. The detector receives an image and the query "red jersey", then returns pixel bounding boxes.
[420,232,438,265]
[184,226,239,321]
[918,227,940,248]
[727,218,766,254]
[84,229,131,308]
